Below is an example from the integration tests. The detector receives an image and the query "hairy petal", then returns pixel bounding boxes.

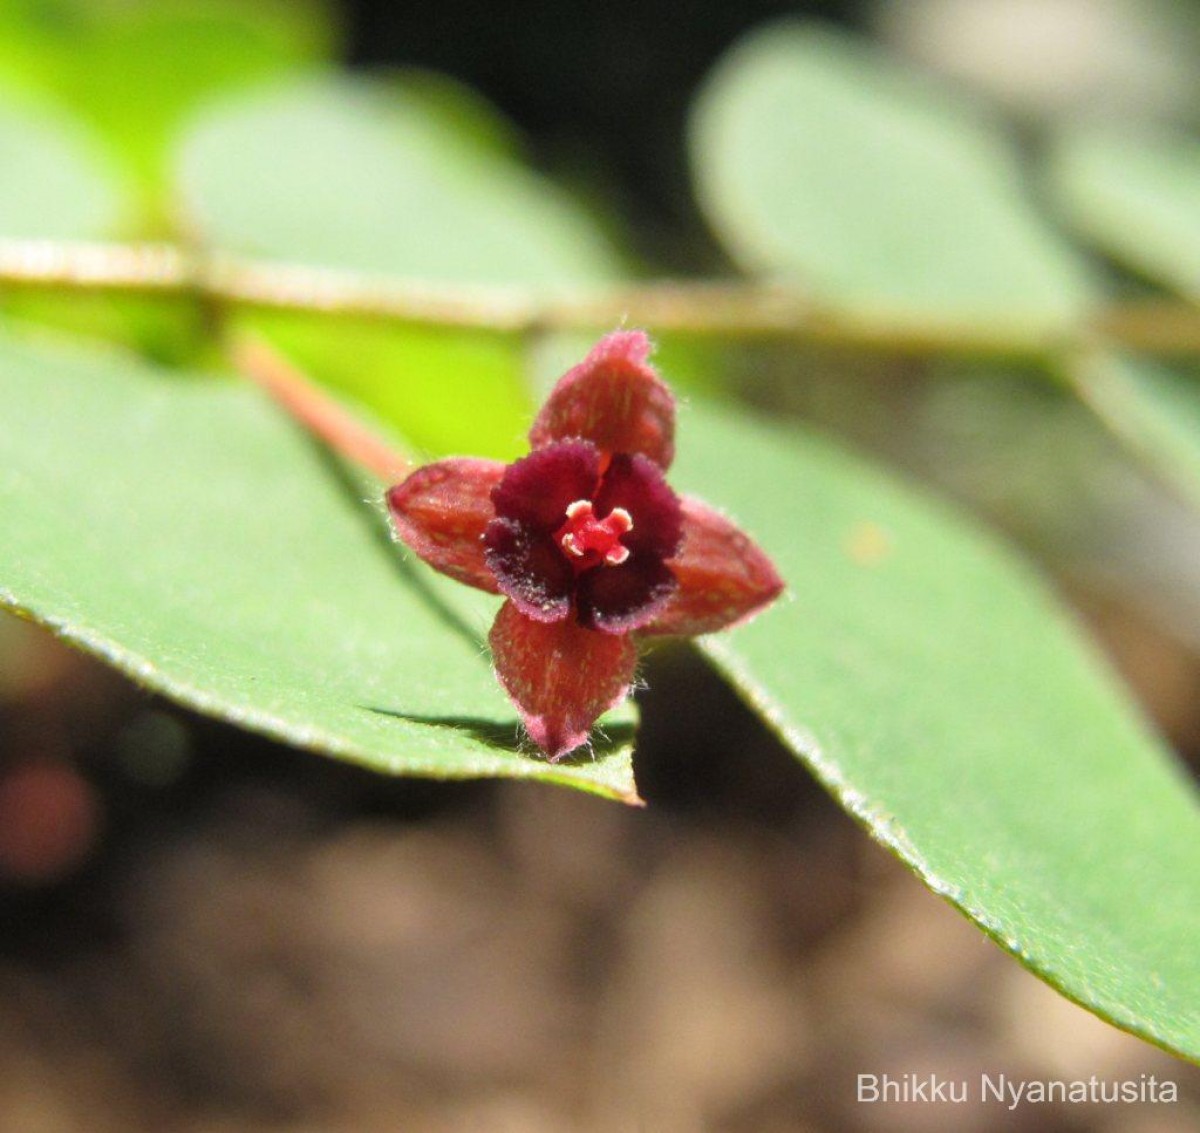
[491,439,601,531]
[592,453,683,559]
[641,496,785,637]
[576,556,678,634]
[386,458,505,592]
[483,518,574,623]
[489,600,638,761]
[530,330,676,468]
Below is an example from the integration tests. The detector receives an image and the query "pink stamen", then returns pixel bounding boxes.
[558,500,633,566]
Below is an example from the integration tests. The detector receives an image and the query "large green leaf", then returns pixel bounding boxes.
[175,76,625,457]
[1067,352,1200,512]
[691,21,1097,330]
[672,397,1200,1061]
[1049,126,1200,298]
[0,331,637,803]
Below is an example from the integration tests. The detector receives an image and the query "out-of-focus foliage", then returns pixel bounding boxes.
[0,0,335,208]
[0,94,124,237]
[1044,124,1200,529]
[690,22,1097,328]
[1067,354,1200,514]
[177,78,622,286]
[875,0,1200,123]
[0,0,1199,1066]
[1050,127,1200,299]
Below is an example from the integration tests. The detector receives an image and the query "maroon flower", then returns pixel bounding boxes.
[386,331,783,760]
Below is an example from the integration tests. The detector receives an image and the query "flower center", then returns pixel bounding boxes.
[557,499,632,566]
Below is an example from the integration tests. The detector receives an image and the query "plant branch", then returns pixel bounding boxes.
[2,237,1200,360]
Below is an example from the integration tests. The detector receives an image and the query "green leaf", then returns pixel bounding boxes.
[673,397,1200,1061]
[0,92,125,238]
[175,76,625,456]
[1067,352,1200,512]
[691,21,1097,330]
[0,331,638,804]
[1049,126,1200,298]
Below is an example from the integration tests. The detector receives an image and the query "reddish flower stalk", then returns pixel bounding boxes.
[233,337,413,482]
[388,331,783,761]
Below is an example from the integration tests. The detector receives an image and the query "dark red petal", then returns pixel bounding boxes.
[592,453,683,559]
[529,330,676,468]
[491,439,601,531]
[489,599,638,761]
[641,496,785,637]
[576,556,678,634]
[386,458,505,592]
[483,517,574,623]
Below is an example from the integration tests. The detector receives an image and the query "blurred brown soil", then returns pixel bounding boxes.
[0,616,1197,1133]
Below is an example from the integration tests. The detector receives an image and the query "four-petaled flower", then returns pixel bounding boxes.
[386,331,784,760]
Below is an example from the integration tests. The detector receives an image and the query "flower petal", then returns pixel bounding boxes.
[386,458,505,592]
[576,556,678,634]
[529,330,676,468]
[489,600,638,761]
[483,518,574,623]
[592,453,683,559]
[491,439,601,531]
[641,496,785,636]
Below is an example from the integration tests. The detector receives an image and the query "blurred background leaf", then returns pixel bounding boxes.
[0,91,125,237]
[1067,354,1200,513]
[0,0,336,214]
[690,21,1098,331]
[1049,126,1200,299]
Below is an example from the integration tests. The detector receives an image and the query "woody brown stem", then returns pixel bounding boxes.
[2,237,1200,359]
